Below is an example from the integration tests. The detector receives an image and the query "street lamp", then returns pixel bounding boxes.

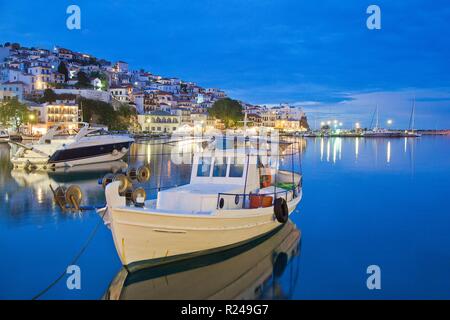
[28,114,35,136]
[387,119,393,126]
[355,122,360,130]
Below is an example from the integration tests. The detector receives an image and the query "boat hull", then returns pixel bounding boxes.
[104,221,301,300]
[11,141,133,169]
[109,193,302,272]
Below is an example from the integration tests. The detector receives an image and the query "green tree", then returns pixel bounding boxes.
[300,115,310,130]
[0,98,30,128]
[40,89,58,103]
[76,71,91,88]
[79,98,135,131]
[209,98,244,128]
[57,61,69,82]
[89,71,109,90]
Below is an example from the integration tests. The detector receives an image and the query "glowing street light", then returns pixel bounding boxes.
[339,122,343,127]
[387,119,393,126]
[355,122,361,129]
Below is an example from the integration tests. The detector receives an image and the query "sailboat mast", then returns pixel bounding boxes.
[408,97,416,132]
[375,104,379,130]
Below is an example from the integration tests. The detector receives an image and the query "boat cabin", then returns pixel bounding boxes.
[156,148,300,213]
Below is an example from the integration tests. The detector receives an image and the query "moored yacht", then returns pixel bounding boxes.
[10,122,134,170]
[104,143,303,272]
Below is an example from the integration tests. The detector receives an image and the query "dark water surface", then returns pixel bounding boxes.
[1,136,449,299]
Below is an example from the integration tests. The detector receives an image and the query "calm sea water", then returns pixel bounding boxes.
[1,136,449,299]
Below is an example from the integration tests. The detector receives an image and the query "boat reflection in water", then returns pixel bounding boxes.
[4,161,128,219]
[10,161,128,195]
[104,221,301,300]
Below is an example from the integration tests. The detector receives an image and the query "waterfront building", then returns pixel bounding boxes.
[173,108,192,125]
[40,100,80,128]
[248,113,263,127]
[137,111,180,133]
[275,119,308,132]
[260,109,278,128]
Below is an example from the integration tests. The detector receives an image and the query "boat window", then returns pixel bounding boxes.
[229,157,244,177]
[213,157,227,177]
[197,157,212,177]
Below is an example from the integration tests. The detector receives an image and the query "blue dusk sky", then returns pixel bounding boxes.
[1,0,450,129]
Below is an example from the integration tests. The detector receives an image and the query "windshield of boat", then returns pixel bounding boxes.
[197,157,212,177]
[53,127,80,137]
[85,128,112,136]
[213,157,227,177]
[197,155,245,178]
[229,157,244,177]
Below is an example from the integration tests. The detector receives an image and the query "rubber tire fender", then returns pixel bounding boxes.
[274,197,289,223]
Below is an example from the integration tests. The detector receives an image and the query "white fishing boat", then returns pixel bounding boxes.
[104,221,300,300]
[104,143,303,272]
[0,129,10,143]
[10,122,134,170]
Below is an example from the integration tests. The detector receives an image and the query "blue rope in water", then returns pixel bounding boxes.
[31,208,107,300]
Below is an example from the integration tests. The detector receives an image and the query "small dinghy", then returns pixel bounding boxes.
[104,142,303,272]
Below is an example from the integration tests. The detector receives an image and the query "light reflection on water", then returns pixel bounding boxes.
[1,136,450,299]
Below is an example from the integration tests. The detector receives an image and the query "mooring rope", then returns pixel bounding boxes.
[31,209,107,300]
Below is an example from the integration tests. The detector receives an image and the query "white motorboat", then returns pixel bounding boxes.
[104,143,303,272]
[10,122,134,170]
[0,129,9,143]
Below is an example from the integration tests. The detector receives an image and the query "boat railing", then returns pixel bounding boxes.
[216,182,302,210]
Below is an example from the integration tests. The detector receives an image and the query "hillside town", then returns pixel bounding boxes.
[0,42,309,136]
